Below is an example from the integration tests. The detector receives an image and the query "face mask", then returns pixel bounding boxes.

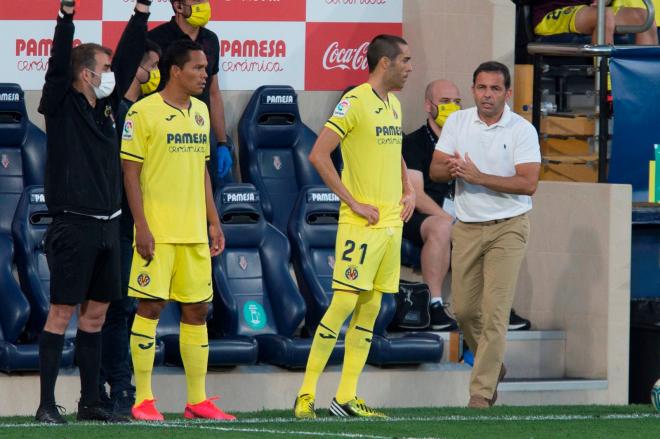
[434,102,461,127]
[185,2,211,27]
[140,67,160,95]
[87,69,116,99]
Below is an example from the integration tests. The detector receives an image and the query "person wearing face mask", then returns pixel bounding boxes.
[36,0,153,425]
[98,39,162,417]
[401,80,459,331]
[149,0,233,190]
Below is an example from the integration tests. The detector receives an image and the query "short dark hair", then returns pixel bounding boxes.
[161,39,204,84]
[472,61,511,89]
[71,43,112,78]
[142,39,162,63]
[366,34,408,73]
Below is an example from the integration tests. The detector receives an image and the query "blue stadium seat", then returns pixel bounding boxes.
[237,85,323,234]
[210,183,344,369]
[12,186,78,340]
[288,186,443,366]
[0,84,46,191]
[401,239,421,269]
[0,86,64,372]
[1,187,74,372]
[156,302,258,368]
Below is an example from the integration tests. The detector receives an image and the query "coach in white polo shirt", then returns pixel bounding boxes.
[430,61,541,409]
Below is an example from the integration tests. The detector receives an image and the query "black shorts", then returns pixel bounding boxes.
[45,214,122,305]
[402,211,429,248]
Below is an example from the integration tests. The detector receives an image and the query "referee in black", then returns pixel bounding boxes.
[36,0,152,424]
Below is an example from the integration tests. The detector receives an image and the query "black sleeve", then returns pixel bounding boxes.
[402,132,424,172]
[110,10,150,111]
[208,31,220,76]
[38,11,74,116]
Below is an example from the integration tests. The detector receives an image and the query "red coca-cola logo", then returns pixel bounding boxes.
[305,22,402,91]
[322,41,369,71]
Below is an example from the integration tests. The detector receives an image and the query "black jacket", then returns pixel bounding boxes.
[39,10,149,216]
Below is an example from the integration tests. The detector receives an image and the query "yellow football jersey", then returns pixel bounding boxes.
[325,83,403,228]
[121,93,210,243]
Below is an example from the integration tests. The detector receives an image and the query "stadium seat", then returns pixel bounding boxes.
[11,186,79,340]
[0,187,74,372]
[210,183,344,369]
[156,302,258,368]
[288,186,443,366]
[0,83,46,191]
[237,85,323,234]
[401,239,421,269]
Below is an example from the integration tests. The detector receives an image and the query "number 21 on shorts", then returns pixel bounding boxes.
[342,240,368,264]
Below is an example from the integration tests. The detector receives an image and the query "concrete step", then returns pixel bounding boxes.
[424,330,566,379]
[0,363,613,416]
[499,378,610,406]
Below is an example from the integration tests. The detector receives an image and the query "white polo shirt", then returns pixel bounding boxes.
[436,105,541,222]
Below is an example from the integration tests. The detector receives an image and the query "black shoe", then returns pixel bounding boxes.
[509,309,531,330]
[35,404,67,424]
[77,402,130,423]
[429,302,458,331]
[99,387,113,411]
[112,389,136,417]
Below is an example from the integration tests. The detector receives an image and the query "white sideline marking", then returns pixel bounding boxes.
[0,422,400,439]
[0,412,656,437]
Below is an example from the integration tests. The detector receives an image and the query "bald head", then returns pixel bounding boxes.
[425,80,460,104]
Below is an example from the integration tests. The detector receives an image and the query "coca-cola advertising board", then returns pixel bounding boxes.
[0,0,401,91]
[305,22,403,91]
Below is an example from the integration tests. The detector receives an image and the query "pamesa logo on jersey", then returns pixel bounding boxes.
[167,133,209,153]
[375,124,402,145]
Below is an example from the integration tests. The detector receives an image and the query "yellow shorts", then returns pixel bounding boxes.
[534,5,587,35]
[128,243,213,303]
[331,223,402,294]
[613,0,660,25]
[612,0,646,10]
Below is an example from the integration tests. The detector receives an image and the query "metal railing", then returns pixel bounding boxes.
[525,0,656,183]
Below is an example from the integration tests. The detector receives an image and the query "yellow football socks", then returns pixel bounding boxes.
[180,322,209,405]
[335,290,383,404]
[130,314,159,404]
[298,291,358,398]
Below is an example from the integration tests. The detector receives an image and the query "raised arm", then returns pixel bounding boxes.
[111,0,151,107]
[38,0,76,115]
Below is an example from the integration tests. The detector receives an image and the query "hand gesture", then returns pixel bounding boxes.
[448,152,483,185]
[135,224,155,261]
[209,222,225,257]
[400,184,415,222]
[60,0,75,14]
[350,201,380,226]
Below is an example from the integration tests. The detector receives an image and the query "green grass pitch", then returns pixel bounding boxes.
[1,405,658,438]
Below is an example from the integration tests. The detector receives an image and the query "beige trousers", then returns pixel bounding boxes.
[451,214,530,399]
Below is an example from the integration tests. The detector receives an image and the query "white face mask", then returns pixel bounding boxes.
[87,69,116,99]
